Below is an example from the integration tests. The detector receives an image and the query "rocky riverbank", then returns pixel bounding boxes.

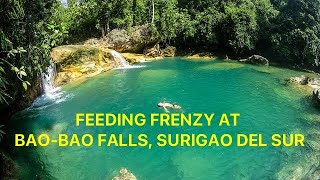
[51,45,163,86]
[287,75,320,107]
[51,25,177,86]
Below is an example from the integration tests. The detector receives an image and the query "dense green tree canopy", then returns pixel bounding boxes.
[0,0,62,104]
[2,0,320,106]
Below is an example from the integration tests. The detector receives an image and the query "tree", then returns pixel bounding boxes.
[95,0,133,37]
[0,0,59,104]
[218,0,258,55]
[271,0,320,65]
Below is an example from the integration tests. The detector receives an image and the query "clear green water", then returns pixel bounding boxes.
[5,58,320,179]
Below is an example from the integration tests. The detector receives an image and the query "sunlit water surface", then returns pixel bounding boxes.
[5,58,320,180]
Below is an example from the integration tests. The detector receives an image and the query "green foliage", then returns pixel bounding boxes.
[194,7,223,45]
[154,0,180,42]
[2,0,320,107]
[271,0,320,65]
[222,1,258,54]
[0,125,5,142]
[0,0,60,104]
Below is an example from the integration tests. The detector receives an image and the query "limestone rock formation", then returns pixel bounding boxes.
[143,45,176,57]
[288,75,309,85]
[112,168,137,180]
[85,25,160,53]
[308,77,320,87]
[161,46,176,57]
[287,76,320,87]
[51,45,135,86]
[287,75,320,107]
[143,44,161,57]
[240,55,269,66]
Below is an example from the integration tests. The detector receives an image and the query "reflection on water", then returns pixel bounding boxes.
[5,58,320,179]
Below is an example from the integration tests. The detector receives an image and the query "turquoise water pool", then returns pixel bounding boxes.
[5,58,320,179]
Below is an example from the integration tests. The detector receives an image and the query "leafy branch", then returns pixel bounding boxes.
[0,47,31,91]
[0,47,31,104]
[0,125,5,142]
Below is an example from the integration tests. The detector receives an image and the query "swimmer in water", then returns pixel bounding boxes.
[157,102,181,113]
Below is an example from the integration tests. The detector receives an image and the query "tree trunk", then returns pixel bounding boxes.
[151,0,155,24]
[101,27,105,37]
[106,21,110,33]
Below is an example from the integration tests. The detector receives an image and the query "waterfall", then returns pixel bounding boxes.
[110,50,130,67]
[110,50,146,69]
[41,61,57,94]
[30,61,57,107]
[31,60,70,108]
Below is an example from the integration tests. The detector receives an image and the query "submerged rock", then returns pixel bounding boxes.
[240,55,269,66]
[112,168,137,180]
[287,76,320,87]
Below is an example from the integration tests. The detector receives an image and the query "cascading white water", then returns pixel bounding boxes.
[31,60,70,108]
[41,61,57,94]
[110,50,146,69]
[110,50,130,67]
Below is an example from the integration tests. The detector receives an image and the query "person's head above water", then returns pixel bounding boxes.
[157,102,164,107]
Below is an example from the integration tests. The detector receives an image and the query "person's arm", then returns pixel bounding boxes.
[163,106,170,113]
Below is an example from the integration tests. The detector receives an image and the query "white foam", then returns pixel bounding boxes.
[110,50,130,67]
[114,65,146,70]
[31,61,73,109]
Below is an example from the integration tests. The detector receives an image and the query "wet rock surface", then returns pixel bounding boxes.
[112,168,137,180]
[288,75,309,85]
[240,55,269,66]
[51,45,114,86]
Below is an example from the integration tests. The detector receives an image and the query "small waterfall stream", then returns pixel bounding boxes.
[41,61,57,94]
[32,61,68,108]
[110,50,130,67]
[110,50,146,69]
[32,50,143,108]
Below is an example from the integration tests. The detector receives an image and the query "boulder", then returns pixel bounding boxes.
[51,45,114,86]
[51,45,138,86]
[85,25,160,53]
[312,88,320,108]
[112,168,137,180]
[161,46,176,57]
[308,77,320,86]
[102,29,132,52]
[287,75,309,85]
[240,55,269,66]
[143,44,161,57]
[143,45,176,57]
